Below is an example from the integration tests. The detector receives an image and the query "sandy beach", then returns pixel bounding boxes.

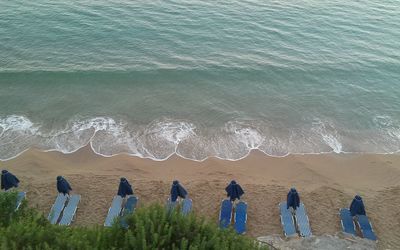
[2,147,400,249]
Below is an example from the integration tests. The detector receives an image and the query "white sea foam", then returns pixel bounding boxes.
[0,115,41,160]
[259,136,290,157]
[145,120,196,145]
[132,119,197,160]
[311,118,343,153]
[206,121,265,160]
[226,121,264,149]
[41,117,125,154]
[1,115,399,161]
[0,115,39,134]
[322,134,342,153]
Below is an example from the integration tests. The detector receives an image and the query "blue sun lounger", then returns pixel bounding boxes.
[123,196,138,216]
[59,194,80,226]
[295,203,312,237]
[120,196,138,228]
[181,198,192,215]
[104,195,123,227]
[279,202,297,237]
[166,198,177,212]
[15,191,26,210]
[219,199,232,229]
[339,208,356,236]
[357,215,377,241]
[234,201,247,234]
[48,193,68,224]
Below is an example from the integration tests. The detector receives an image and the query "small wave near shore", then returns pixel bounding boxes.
[0,115,399,162]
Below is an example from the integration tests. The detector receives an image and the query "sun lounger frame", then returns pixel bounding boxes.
[15,191,26,211]
[166,197,178,212]
[181,198,192,215]
[59,194,81,226]
[279,202,297,237]
[104,195,123,227]
[122,196,138,216]
[339,208,356,236]
[219,199,233,229]
[120,196,139,228]
[234,201,247,234]
[48,193,68,224]
[295,203,312,237]
[357,215,377,241]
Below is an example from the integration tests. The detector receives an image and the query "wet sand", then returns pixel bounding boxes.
[2,147,400,249]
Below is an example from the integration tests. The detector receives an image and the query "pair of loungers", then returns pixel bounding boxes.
[279,202,312,237]
[167,198,193,215]
[219,199,248,234]
[339,208,377,241]
[104,195,138,227]
[48,193,81,226]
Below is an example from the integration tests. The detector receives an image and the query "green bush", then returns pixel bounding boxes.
[0,191,18,227]
[0,192,267,250]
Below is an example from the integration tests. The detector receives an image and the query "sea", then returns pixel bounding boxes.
[0,0,399,161]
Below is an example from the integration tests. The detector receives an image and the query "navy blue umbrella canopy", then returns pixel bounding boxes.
[56,176,72,195]
[1,170,20,191]
[170,180,187,202]
[350,195,366,216]
[287,188,300,210]
[225,180,244,201]
[117,177,133,198]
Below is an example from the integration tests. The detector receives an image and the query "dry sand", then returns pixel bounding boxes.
[2,147,400,249]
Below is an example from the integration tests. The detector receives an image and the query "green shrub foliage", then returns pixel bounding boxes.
[0,192,267,250]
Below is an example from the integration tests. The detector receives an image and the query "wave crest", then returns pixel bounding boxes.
[0,115,399,161]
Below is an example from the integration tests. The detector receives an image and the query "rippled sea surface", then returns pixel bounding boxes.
[0,0,399,161]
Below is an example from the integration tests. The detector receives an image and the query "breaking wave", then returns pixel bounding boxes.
[0,115,399,161]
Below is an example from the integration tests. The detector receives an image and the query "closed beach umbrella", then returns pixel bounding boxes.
[1,170,20,191]
[287,187,300,210]
[349,195,366,216]
[225,180,244,201]
[170,180,187,202]
[56,176,72,195]
[117,177,133,198]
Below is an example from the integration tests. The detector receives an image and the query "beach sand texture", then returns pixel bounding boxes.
[2,147,400,249]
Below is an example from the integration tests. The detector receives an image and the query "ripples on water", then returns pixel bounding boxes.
[0,0,399,160]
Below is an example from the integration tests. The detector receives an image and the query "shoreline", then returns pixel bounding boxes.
[1,115,400,163]
[2,146,400,249]
[2,143,399,163]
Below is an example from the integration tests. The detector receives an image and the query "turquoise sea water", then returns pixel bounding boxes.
[0,0,399,161]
